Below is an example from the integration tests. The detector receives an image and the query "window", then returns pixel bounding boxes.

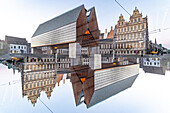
[29,91,32,95]
[33,90,35,95]
[138,25,140,29]
[18,46,20,49]
[124,28,126,32]
[128,27,129,31]
[135,19,137,23]
[131,34,133,39]
[21,46,23,49]
[137,33,140,37]
[142,24,144,29]
[131,26,133,31]
[134,26,136,30]
[119,22,120,26]
[142,33,144,38]
[138,18,141,22]
[127,34,129,39]
[11,46,13,48]
[134,33,136,38]
[26,84,28,89]
[122,22,123,25]
[131,19,133,23]
[14,46,16,49]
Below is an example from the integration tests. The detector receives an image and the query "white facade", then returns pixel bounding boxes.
[143,57,160,67]
[10,44,27,53]
[0,42,3,49]
[94,64,139,90]
[31,22,76,47]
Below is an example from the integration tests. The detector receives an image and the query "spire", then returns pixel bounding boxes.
[155,38,157,45]
[119,14,124,21]
[111,26,113,30]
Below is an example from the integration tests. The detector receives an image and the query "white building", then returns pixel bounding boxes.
[0,40,4,49]
[143,57,160,67]
[5,35,28,54]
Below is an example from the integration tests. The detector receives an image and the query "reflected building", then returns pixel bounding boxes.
[142,54,170,75]
[71,63,139,108]
[21,57,70,106]
[30,4,140,108]
[21,69,56,106]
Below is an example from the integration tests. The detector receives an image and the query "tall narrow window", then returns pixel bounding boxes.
[142,24,144,29]
[138,25,140,29]
[131,34,133,39]
[138,18,141,22]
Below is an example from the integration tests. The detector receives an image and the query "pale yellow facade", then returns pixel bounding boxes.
[114,7,149,55]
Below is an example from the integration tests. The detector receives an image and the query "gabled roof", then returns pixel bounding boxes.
[32,5,84,37]
[5,35,27,45]
[86,7,94,23]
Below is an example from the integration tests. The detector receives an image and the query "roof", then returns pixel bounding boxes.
[5,35,27,45]
[32,5,84,37]
[87,75,138,108]
[86,7,94,23]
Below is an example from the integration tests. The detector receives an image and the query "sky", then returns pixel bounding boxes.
[0,0,170,48]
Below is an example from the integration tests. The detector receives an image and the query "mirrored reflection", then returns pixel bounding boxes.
[1,54,170,108]
[71,60,139,108]
[142,54,170,75]
[20,56,71,106]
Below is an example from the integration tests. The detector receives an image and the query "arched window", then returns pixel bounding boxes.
[138,18,141,22]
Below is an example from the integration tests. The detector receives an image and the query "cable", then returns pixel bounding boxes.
[0,79,20,87]
[115,0,131,16]
[39,98,53,113]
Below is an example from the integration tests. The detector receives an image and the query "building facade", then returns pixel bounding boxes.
[114,7,149,55]
[0,40,9,55]
[5,35,29,54]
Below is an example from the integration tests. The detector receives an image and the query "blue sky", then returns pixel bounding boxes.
[0,0,170,48]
